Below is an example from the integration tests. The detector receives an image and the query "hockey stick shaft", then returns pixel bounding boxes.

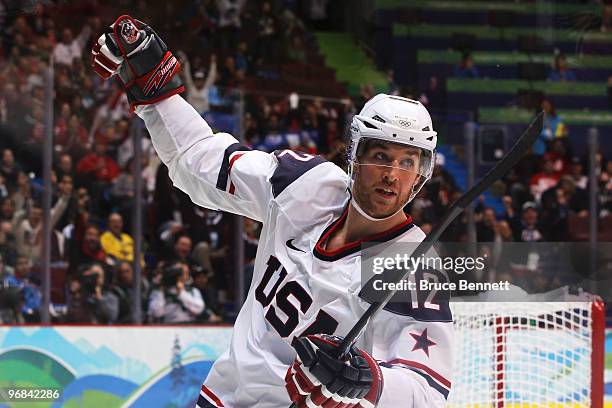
[288,113,542,408]
[336,111,544,359]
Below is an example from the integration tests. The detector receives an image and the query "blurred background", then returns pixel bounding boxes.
[0,0,610,324]
[0,0,611,406]
[0,0,610,320]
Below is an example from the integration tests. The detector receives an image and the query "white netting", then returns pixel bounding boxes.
[447,302,598,408]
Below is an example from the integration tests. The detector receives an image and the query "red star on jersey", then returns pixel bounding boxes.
[410,328,437,357]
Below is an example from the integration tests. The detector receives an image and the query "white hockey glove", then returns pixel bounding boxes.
[285,334,383,408]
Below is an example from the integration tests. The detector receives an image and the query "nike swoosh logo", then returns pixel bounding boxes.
[286,239,306,253]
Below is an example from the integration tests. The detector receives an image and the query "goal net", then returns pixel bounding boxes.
[447,301,605,408]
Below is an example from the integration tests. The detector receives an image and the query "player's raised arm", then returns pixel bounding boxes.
[91,15,275,222]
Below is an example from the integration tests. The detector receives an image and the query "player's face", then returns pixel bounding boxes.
[353,142,422,218]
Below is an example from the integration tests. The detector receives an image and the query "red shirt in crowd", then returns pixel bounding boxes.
[76,153,120,183]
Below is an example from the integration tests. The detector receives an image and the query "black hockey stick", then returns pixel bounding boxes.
[288,112,543,407]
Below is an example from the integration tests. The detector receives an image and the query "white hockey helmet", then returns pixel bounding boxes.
[348,93,437,221]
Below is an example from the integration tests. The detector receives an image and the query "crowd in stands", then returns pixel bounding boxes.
[0,1,609,323]
[0,0,350,324]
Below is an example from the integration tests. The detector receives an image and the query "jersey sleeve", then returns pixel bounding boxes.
[135,95,276,222]
[368,280,454,406]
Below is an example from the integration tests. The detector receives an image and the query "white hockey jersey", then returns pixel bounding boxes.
[137,96,454,408]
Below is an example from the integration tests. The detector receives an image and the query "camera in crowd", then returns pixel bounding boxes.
[78,262,105,295]
[0,285,22,323]
[161,262,184,288]
[80,273,99,294]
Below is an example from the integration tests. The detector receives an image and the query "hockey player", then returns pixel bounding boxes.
[92,16,453,408]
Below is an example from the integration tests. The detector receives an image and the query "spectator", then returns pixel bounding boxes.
[192,266,223,323]
[540,176,588,240]
[100,213,135,263]
[12,171,34,218]
[569,157,587,189]
[419,76,446,114]
[547,139,571,175]
[0,280,22,324]
[0,90,6,124]
[476,205,497,242]
[55,153,75,182]
[534,99,567,156]
[180,52,217,114]
[218,55,240,89]
[0,82,26,125]
[513,201,544,242]
[0,253,14,278]
[501,194,516,220]
[287,35,307,62]
[24,104,45,145]
[169,234,194,265]
[69,187,94,243]
[111,261,150,324]
[3,255,42,322]
[71,224,107,273]
[529,154,560,202]
[0,174,7,200]
[65,262,119,323]
[148,261,204,323]
[453,51,479,79]
[52,26,92,67]
[216,0,247,52]
[0,250,15,280]
[0,197,14,223]
[109,157,146,225]
[14,193,69,264]
[54,103,72,141]
[411,188,436,226]
[157,220,184,252]
[76,142,120,184]
[54,173,77,235]
[234,41,250,74]
[58,114,88,157]
[0,224,17,267]
[495,220,513,243]
[191,238,216,277]
[548,53,576,82]
[600,160,612,216]
[256,1,280,63]
[1,148,21,193]
[202,209,232,301]
[427,157,459,218]
[115,122,148,168]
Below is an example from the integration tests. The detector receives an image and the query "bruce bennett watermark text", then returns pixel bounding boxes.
[371,279,511,292]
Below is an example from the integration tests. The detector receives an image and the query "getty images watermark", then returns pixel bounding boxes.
[359,241,610,303]
[369,251,510,293]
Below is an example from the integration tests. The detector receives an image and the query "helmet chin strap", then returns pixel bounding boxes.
[350,193,408,222]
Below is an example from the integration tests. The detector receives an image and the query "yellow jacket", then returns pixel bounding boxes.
[100,231,134,262]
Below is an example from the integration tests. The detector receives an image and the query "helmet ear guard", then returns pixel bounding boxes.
[347,94,438,221]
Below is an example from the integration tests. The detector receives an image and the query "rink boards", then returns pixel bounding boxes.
[0,325,609,407]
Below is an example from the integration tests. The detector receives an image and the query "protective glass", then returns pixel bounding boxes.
[355,139,434,179]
